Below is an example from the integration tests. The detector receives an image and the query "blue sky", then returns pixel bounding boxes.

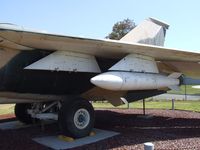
[1,0,200,51]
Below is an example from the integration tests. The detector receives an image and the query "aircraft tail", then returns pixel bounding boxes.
[120,17,169,46]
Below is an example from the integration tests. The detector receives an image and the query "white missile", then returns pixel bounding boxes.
[90,71,181,91]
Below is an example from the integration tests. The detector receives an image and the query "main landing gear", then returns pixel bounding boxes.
[58,98,95,138]
[14,98,95,138]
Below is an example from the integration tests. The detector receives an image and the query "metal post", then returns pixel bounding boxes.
[144,142,154,150]
[172,98,174,110]
[143,99,145,115]
[185,84,187,100]
[121,98,129,109]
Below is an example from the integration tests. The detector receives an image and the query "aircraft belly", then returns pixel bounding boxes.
[0,50,117,95]
[0,66,96,95]
[0,49,20,69]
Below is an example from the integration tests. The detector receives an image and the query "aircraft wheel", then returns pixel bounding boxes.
[58,98,95,138]
[14,103,33,124]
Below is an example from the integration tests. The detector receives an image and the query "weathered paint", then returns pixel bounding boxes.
[0,47,118,104]
[25,51,101,73]
[0,48,20,68]
[1,28,200,61]
[1,19,200,78]
[0,49,117,98]
[109,54,159,73]
[0,18,200,105]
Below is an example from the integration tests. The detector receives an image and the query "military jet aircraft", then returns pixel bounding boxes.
[0,18,200,138]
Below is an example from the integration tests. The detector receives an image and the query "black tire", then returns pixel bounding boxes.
[14,103,33,124]
[58,98,95,138]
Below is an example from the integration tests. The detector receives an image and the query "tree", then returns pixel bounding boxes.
[106,18,136,40]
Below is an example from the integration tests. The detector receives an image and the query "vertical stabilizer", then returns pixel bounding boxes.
[120,17,169,46]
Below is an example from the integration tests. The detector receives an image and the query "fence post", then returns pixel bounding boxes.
[172,98,175,110]
[143,99,145,115]
[127,102,129,109]
[185,85,187,100]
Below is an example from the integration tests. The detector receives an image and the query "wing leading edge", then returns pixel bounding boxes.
[0,23,200,61]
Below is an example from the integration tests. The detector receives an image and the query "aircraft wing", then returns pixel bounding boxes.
[0,23,200,78]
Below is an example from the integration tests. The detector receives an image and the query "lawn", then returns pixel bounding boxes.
[0,104,15,115]
[92,100,200,112]
[168,85,200,95]
[0,100,200,116]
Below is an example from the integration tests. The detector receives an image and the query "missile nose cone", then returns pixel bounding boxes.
[90,72,123,90]
[90,76,102,86]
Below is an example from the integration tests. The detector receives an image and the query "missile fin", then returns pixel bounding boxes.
[168,85,180,91]
[168,72,182,79]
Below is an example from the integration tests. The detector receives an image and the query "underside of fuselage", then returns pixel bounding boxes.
[0,48,168,105]
[0,49,118,95]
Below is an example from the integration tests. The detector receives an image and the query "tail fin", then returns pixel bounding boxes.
[120,17,169,46]
[168,72,182,79]
[168,85,180,91]
[168,72,182,91]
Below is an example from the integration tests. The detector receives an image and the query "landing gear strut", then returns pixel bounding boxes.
[14,98,95,138]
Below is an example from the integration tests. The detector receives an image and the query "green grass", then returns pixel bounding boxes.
[0,104,15,115]
[168,85,200,95]
[0,100,200,116]
[92,100,200,112]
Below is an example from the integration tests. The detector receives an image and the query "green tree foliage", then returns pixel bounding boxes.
[106,18,136,40]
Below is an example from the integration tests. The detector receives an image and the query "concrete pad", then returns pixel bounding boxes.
[0,120,55,130]
[33,128,119,150]
[0,121,31,130]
